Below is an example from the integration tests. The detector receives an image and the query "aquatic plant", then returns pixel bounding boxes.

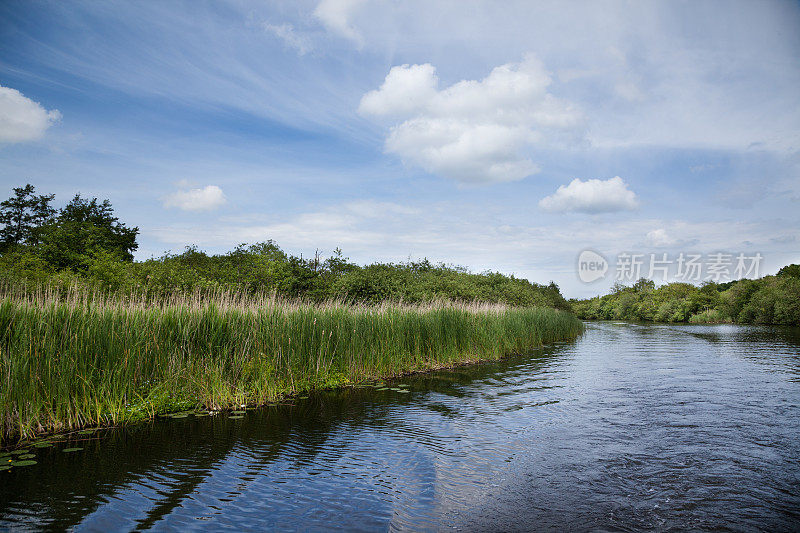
[0,286,582,443]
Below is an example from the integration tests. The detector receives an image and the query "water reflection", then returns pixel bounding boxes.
[1,325,798,531]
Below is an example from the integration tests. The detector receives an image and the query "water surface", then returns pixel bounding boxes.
[1,323,799,531]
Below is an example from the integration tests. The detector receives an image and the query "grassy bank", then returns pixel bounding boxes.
[0,287,582,444]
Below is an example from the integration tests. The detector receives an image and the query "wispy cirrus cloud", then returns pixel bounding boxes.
[262,22,313,55]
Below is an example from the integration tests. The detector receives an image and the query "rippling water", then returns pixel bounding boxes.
[1,323,799,531]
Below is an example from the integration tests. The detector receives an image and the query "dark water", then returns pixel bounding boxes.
[1,323,799,532]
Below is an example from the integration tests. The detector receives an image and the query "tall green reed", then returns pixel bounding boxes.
[0,286,583,443]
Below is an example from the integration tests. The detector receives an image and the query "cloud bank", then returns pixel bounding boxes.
[0,85,61,143]
[164,185,227,211]
[539,176,638,213]
[359,56,582,184]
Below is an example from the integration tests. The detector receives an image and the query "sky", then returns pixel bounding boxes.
[1,0,799,298]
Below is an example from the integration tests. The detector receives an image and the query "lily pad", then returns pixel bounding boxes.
[170,414,189,418]
[11,460,37,467]
[62,447,83,453]
[376,387,389,391]
[229,415,244,420]
[18,454,36,460]
[0,452,10,458]
[231,410,246,415]
[11,449,30,455]
[396,390,410,393]
[34,442,53,448]
[77,430,95,435]
[0,465,10,471]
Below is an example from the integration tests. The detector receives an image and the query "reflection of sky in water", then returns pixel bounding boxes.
[2,324,799,531]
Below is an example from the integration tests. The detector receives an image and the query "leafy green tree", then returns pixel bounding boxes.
[633,278,655,292]
[38,194,139,269]
[0,184,56,252]
[777,264,800,278]
[718,279,758,321]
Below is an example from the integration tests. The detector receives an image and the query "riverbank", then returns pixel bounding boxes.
[0,289,583,444]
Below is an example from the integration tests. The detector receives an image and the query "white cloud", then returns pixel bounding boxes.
[164,185,227,211]
[539,176,638,213]
[263,23,312,55]
[359,56,582,183]
[0,85,61,143]
[642,227,699,249]
[313,0,367,45]
[359,63,439,118]
[645,228,677,247]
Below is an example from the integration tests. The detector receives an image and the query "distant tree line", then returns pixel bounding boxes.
[571,267,800,325]
[0,184,571,309]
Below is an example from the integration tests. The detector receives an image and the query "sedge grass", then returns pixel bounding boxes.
[0,286,583,444]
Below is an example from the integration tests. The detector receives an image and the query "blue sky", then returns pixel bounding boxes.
[1,0,799,297]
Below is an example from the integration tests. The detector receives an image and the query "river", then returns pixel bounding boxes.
[1,322,798,531]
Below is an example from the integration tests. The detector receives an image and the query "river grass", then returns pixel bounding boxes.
[0,286,583,444]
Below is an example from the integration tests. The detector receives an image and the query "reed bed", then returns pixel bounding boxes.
[0,285,583,443]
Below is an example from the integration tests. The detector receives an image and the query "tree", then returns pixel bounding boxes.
[0,184,56,252]
[777,264,800,278]
[633,278,655,292]
[38,194,139,269]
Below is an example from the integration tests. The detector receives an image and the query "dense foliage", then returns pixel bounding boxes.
[0,185,570,310]
[0,184,56,252]
[0,184,139,268]
[1,241,570,309]
[571,268,800,325]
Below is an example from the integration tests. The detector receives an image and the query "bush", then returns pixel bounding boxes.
[0,242,573,312]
